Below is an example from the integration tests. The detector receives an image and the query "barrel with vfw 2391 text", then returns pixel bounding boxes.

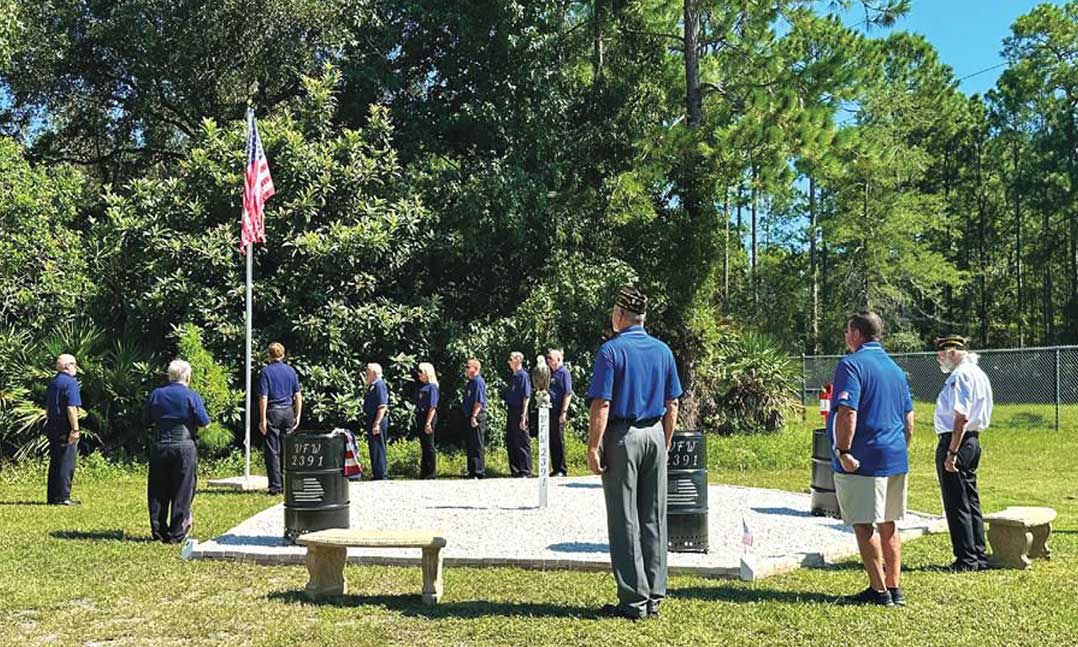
[283,429,350,542]
[667,430,708,553]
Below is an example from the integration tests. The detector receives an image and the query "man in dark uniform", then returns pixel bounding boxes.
[504,351,533,477]
[546,348,573,477]
[462,359,488,479]
[363,362,390,480]
[587,285,682,620]
[145,359,210,543]
[258,342,302,495]
[45,353,82,505]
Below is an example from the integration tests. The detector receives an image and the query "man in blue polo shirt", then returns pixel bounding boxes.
[44,354,83,505]
[462,359,488,479]
[504,351,533,477]
[546,348,573,477]
[829,311,914,607]
[363,363,390,480]
[587,285,682,621]
[258,342,302,495]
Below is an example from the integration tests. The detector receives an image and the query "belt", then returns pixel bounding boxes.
[155,422,193,444]
[938,430,980,438]
[268,403,293,410]
[610,416,662,428]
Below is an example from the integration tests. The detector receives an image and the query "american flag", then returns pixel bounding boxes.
[741,516,754,548]
[240,107,275,252]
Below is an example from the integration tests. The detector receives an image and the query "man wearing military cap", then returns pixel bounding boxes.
[586,285,682,620]
[933,335,993,572]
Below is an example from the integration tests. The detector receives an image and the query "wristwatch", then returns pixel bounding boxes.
[946,449,958,457]
[834,447,852,458]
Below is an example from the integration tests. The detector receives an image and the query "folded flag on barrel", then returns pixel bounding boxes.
[342,430,364,479]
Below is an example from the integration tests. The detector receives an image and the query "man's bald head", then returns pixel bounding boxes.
[56,354,77,375]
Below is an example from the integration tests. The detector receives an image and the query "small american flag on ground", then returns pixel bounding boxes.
[741,516,754,548]
[240,107,275,252]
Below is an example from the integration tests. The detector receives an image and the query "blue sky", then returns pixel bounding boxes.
[841,0,1066,95]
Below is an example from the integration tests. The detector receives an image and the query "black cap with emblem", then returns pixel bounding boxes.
[934,335,968,351]
[615,285,648,316]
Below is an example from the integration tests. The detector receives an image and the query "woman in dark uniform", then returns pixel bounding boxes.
[416,362,440,479]
[144,359,210,543]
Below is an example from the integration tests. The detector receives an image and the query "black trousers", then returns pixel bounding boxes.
[506,406,531,476]
[936,433,987,568]
[46,432,78,503]
[418,413,437,478]
[366,418,389,480]
[148,441,198,543]
[264,406,294,493]
[465,411,487,477]
[550,414,568,475]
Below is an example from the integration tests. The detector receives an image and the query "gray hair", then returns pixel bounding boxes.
[55,354,77,371]
[614,305,645,325]
[509,351,524,362]
[547,348,563,360]
[367,362,383,378]
[168,359,192,384]
[417,362,438,386]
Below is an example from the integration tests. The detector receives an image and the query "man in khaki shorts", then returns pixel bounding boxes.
[829,312,914,607]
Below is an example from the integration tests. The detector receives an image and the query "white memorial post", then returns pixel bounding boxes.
[538,393,550,508]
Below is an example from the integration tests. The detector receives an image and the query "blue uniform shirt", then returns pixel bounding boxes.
[463,376,487,415]
[505,369,532,410]
[45,372,82,419]
[145,383,211,429]
[586,325,683,421]
[549,366,573,411]
[259,361,300,407]
[827,341,913,477]
[417,383,439,416]
[364,378,389,429]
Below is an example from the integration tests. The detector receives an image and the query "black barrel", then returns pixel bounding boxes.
[284,429,350,542]
[667,430,708,553]
[810,428,841,518]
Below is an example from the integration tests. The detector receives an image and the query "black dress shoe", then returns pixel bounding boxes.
[48,499,81,506]
[945,561,979,573]
[598,604,645,621]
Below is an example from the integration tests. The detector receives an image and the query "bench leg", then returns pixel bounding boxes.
[987,524,1032,570]
[421,546,444,605]
[1029,523,1052,560]
[305,545,347,599]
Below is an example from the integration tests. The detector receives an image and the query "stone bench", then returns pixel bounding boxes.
[295,529,448,604]
[984,506,1057,569]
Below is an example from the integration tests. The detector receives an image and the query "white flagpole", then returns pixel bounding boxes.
[244,241,253,483]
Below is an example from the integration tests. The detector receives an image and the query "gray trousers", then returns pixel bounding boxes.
[601,420,667,614]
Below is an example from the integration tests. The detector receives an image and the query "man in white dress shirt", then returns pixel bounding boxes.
[934,335,994,572]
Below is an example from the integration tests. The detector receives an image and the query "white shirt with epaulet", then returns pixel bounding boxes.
[934,358,994,435]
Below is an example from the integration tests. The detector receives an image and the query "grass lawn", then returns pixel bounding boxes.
[2,403,1076,646]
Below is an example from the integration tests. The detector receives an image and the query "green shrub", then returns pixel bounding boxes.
[172,323,242,454]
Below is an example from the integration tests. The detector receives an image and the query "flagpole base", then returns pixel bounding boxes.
[207,475,269,492]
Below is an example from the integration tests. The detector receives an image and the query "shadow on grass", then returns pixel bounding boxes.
[266,590,595,619]
[1004,412,1047,430]
[49,529,158,543]
[196,489,280,497]
[671,584,836,605]
[0,500,50,506]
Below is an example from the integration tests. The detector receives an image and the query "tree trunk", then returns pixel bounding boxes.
[976,135,989,345]
[751,166,758,306]
[592,0,604,87]
[1013,140,1024,347]
[808,175,819,354]
[723,191,730,303]
[683,0,701,128]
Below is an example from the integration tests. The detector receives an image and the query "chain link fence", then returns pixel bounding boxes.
[800,346,1078,432]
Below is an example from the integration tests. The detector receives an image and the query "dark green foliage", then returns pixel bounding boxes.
[172,323,241,453]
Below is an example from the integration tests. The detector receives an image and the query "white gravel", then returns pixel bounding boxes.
[189,476,943,580]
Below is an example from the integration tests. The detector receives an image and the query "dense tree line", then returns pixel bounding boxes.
[0,1,1074,456]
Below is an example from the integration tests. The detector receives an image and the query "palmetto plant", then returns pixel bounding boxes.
[715,332,800,434]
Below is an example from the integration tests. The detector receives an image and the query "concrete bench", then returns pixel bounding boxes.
[295,529,448,604]
[984,506,1057,569]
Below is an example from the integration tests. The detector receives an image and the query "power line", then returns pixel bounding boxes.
[957,62,1006,82]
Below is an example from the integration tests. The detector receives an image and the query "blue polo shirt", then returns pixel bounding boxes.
[549,366,573,411]
[827,342,913,476]
[259,361,300,407]
[417,383,439,416]
[364,378,389,429]
[45,372,82,420]
[586,325,683,421]
[145,383,211,429]
[505,369,532,410]
[463,376,487,415]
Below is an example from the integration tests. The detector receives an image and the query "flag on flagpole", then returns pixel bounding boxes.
[240,107,275,252]
[741,515,754,549]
